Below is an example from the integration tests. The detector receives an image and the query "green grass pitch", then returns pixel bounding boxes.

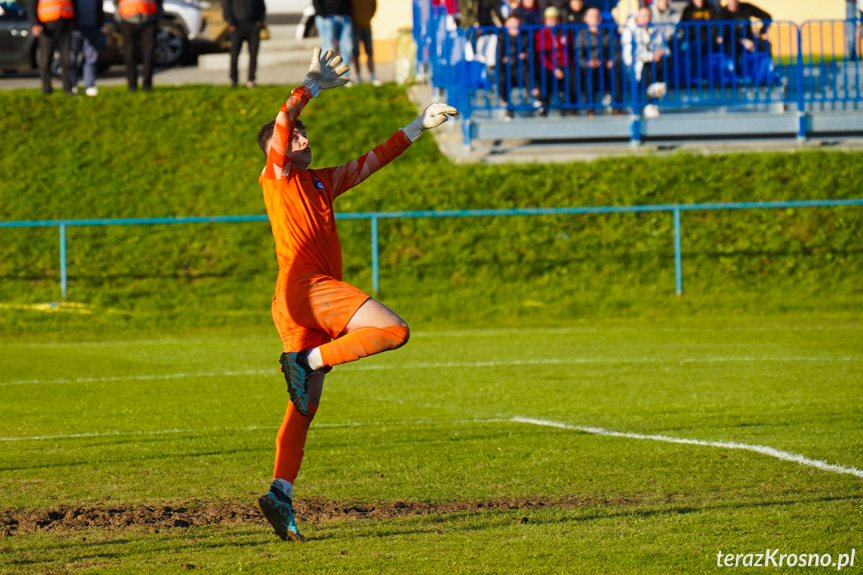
[1,318,862,573]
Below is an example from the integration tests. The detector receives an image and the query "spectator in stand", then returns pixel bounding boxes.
[497,12,530,119]
[222,0,266,88]
[564,0,585,24]
[531,6,568,116]
[622,6,668,117]
[459,0,506,27]
[847,0,860,60]
[28,0,77,95]
[679,0,719,82]
[115,0,162,92]
[538,0,567,13]
[351,0,380,84]
[650,0,680,43]
[69,0,102,96]
[578,7,622,113]
[513,0,540,25]
[717,0,770,53]
[313,0,353,78]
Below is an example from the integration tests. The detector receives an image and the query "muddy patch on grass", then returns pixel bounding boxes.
[1,495,635,535]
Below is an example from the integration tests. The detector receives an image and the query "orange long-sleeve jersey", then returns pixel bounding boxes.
[260,86,412,288]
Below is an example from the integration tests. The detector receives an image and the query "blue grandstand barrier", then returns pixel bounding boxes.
[2,199,861,299]
[412,3,863,147]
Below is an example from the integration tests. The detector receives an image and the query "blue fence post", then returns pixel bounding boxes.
[796,24,807,141]
[59,223,68,300]
[370,215,380,295]
[673,207,682,297]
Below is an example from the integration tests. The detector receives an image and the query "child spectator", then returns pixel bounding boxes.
[531,6,568,116]
[497,13,530,119]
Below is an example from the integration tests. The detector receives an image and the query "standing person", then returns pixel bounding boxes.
[222,0,266,87]
[313,0,353,77]
[513,0,540,25]
[28,0,77,95]
[115,0,162,92]
[622,6,668,117]
[69,0,102,96]
[717,0,771,72]
[255,47,457,542]
[351,0,379,85]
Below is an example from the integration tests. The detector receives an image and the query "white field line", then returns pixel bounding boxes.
[0,418,507,442]
[2,356,861,387]
[512,416,863,479]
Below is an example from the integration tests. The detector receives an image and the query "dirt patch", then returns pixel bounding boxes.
[0,495,635,536]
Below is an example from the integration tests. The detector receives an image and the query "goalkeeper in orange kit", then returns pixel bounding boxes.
[255,47,457,541]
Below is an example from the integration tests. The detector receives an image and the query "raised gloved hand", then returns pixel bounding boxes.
[301,47,350,97]
[402,103,459,141]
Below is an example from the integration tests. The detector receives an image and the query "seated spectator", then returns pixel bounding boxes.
[564,0,585,25]
[717,0,771,54]
[531,6,569,116]
[497,13,531,119]
[623,6,668,117]
[650,0,681,43]
[679,0,720,82]
[578,7,623,113]
[513,0,541,25]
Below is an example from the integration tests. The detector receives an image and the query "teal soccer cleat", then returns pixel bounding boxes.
[279,351,315,416]
[257,487,305,542]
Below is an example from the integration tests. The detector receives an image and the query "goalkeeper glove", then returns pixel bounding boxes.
[302,47,350,97]
[402,103,459,142]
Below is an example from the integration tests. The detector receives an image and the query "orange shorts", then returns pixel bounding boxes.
[272,274,370,353]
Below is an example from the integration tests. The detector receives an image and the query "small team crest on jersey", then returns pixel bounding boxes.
[313,179,325,191]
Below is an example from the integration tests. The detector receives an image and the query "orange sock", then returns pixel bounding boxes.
[273,401,318,484]
[319,325,409,368]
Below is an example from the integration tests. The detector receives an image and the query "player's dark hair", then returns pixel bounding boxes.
[257,118,306,157]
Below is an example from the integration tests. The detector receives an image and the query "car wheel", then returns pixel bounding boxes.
[153,22,187,67]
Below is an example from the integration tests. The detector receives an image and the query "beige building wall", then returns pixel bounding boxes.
[365,0,414,64]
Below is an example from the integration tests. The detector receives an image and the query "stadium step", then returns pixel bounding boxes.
[197,25,319,71]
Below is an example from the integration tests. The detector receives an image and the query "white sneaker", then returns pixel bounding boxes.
[646,82,667,100]
[371,78,383,87]
[643,104,660,118]
[85,87,98,97]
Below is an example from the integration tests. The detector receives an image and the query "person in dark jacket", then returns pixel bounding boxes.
[114,0,163,92]
[717,0,770,53]
[563,0,584,24]
[28,0,78,94]
[512,0,540,25]
[679,0,719,84]
[222,0,266,87]
[578,7,622,112]
[497,12,531,118]
[313,0,353,78]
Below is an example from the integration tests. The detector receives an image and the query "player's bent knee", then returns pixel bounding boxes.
[384,324,410,349]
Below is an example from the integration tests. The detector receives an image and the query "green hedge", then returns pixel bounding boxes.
[0,84,860,335]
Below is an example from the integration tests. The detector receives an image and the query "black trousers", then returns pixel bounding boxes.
[37,19,73,94]
[229,21,261,84]
[119,20,157,92]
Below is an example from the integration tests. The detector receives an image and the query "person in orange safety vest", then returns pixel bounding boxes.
[28,0,77,94]
[113,0,162,92]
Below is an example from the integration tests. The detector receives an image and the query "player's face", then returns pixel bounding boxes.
[288,128,312,169]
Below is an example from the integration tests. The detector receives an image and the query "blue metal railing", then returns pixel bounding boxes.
[2,199,860,300]
[413,3,863,145]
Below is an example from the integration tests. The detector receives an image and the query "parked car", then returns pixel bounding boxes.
[0,0,204,75]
